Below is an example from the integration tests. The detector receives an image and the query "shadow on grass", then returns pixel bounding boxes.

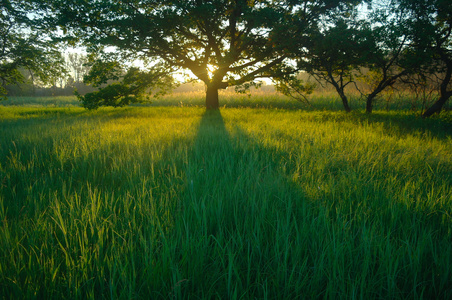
[173,110,452,298]
[183,109,306,230]
[167,110,314,298]
[317,111,452,141]
[362,112,452,140]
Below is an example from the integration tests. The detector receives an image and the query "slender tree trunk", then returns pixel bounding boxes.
[366,94,376,114]
[206,84,220,110]
[422,63,452,118]
[328,74,351,112]
[422,94,450,118]
[338,90,351,112]
[364,72,405,114]
[365,82,390,114]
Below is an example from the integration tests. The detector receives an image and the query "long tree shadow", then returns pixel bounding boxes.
[170,109,452,298]
[183,110,240,236]
[172,110,318,297]
[182,110,304,236]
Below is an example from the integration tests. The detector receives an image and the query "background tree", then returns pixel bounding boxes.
[0,0,63,98]
[43,0,359,109]
[297,8,370,112]
[274,1,412,114]
[65,52,90,85]
[355,0,412,114]
[398,0,452,117]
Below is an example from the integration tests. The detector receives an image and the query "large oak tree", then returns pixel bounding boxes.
[43,0,358,109]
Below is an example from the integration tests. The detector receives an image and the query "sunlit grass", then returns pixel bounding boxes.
[153,89,452,113]
[3,90,451,114]
[0,104,451,298]
[1,96,80,107]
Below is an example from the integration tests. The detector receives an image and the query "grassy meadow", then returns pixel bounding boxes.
[0,93,451,298]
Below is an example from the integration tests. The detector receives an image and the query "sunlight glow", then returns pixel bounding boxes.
[207,64,218,80]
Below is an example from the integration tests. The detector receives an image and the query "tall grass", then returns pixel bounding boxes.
[151,90,452,113]
[0,96,81,107]
[0,104,451,298]
[3,90,451,113]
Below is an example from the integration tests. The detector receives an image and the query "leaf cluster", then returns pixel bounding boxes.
[43,0,359,87]
[77,61,174,109]
[0,0,64,98]
[274,75,316,106]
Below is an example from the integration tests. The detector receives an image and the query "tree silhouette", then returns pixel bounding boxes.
[43,0,357,109]
[399,0,452,117]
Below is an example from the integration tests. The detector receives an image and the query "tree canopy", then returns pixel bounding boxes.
[42,0,360,109]
[397,0,452,117]
[0,0,63,98]
[298,12,370,112]
[3,0,450,116]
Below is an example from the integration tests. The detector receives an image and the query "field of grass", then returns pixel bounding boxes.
[0,96,451,298]
[0,96,80,107]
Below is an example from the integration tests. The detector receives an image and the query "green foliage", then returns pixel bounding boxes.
[0,0,64,98]
[76,60,174,109]
[39,0,360,108]
[302,16,370,76]
[0,69,23,98]
[274,75,316,106]
[82,60,123,87]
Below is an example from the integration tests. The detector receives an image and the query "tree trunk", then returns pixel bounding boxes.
[364,72,404,114]
[338,90,351,112]
[366,99,372,114]
[422,62,452,118]
[328,74,351,112]
[422,95,450,118]
[206,84,220,110]
[366,93,377,114]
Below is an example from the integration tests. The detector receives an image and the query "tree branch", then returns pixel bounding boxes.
[233,55,287,85]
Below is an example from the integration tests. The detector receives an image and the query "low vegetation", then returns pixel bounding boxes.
[0,95,451,298]
[4,89,451,112]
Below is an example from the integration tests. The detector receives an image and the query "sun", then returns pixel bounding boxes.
[207,64,218,80]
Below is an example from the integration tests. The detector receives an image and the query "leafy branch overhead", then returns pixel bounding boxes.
[0,1,64,98]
